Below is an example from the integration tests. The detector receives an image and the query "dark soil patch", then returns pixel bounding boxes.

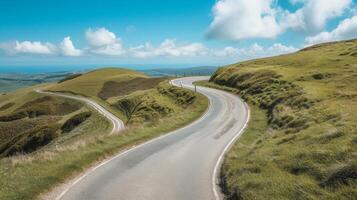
[98,77,167,100]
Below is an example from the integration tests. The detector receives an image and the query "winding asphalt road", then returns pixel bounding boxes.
[52,77,250,200]
[34,89,124,135]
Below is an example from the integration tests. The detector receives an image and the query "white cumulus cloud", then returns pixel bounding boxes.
[60,37,82,56]
[306,15,357,44]
[212,43,297,59]
[287,0,352,32]
[129,39,206,58]
[207,0,282,40]
[86,28,125,56]
[207,0,352,41]
[6,41,57,54]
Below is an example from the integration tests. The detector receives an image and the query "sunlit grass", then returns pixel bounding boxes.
[197,39,357,199]
[0,84,208,200]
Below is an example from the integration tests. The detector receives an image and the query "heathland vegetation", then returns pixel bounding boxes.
[199,39,357,199]
[0,68,208,200]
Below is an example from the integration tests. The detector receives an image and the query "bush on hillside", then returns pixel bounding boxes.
[157,83,196,106]
[323,164,357,187]
[61,111,92,133]
[0,96,82,122]
[0,124,60,157]
[114,93,173,124]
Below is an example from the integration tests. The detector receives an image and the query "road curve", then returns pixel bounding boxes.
[34,89,124,135]
[55,77,250,200]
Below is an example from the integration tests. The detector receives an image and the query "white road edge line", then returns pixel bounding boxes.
[212,100,250,200]
[35,80,212,200]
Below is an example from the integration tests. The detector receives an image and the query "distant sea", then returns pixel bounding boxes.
[0,64,201,74]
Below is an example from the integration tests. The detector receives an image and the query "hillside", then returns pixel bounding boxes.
[0,68,208,200]
[207,39,357,199]
[47,68,147,97]
[141,66,218,77]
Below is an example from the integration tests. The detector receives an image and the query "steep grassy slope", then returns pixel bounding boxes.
[208,39,357,199]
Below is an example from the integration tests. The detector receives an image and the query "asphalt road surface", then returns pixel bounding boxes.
[55,77,249,200]
[35,89,124,135]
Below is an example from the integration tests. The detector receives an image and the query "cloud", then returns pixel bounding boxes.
[129,39,206,58]
[287,0,352,32]
[268,43,297,53]
[86,28,125,56]
[212,43,297,58]
[306,15,357,44]
[91,43,125,56]
[86,28,118,46]
[129,40,297,61]
[0,38,82,56]
[1,41,57,55]
[207,0,352,41]
[60,37,82,56]
[207,0,282,40]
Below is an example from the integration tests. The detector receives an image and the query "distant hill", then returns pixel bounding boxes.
[0,72,78,93]
[209,39,357,199]
[47,68,147,98]
[141,66,218,77]
[0,66,218,93]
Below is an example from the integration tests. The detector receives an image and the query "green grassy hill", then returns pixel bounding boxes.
[207,39,357,199]
[47,68,147,97]
[0,67,208,200]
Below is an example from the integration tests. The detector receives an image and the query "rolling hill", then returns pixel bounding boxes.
[204,39,357,199]
[47,68,147,97]
[0,67,208,200]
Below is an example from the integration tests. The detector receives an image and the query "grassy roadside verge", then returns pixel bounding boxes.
[0,89,208,200]
[196,69,356,199]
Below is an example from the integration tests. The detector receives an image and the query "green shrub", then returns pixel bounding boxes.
[323,164,357,187]
[312,73,332,80]
[61,112,92,133]
[157,83,196,106]
[114,92,173,124]
[0,124,60,157]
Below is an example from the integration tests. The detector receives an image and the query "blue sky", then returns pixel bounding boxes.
[1,0,357,69]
